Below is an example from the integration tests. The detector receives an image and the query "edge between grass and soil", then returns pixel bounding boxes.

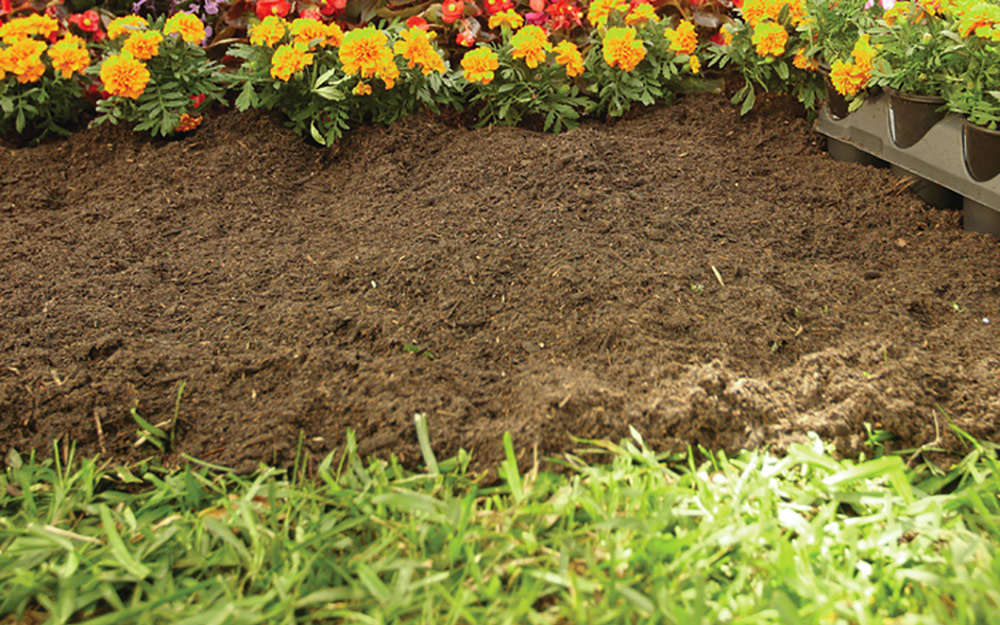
[1,414,999,625]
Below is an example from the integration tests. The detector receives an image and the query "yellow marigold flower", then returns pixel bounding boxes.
[720,25,734,45]
[376,53,399,88]
[48,34,91,78]
[751,21,788,57]
[249,16,287,47]
[107,15,149,39]
[339,27,394,79]
[829,59,867,96]
[270,42,313,81]
[792,47,818,70]
[553,40,584,76]
[164,12,206,44]
[510,24,551,68]
[326,22,345,46]
[392,28,445,75]
[588,0,629,27]
[741,0,806,27]
[100,52,150,99]
[0,14,58,44]
[665,20,698,54]
[883,2,910,25]
[689,54,700,74]
[850,33,875,73]
[290,18,331,47]
[461,46,499,84]
[602,26,645,71]
[353,81,372,95]
[123,30,164,60]
[488,8,524,30]
[625,3,659,25]
[3,37,47,83]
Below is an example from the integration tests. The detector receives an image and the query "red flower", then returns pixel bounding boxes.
[456,28,475,45]
[190,93,207,109]
[544,0,581,30]
[256,0,291,20]
[406,15,429,29]
[69,10,100,33]
[709,29,725,44]
[320,0,346,15]
[484,0,513,14]
[441,0,464,23]
[299,8,323,19]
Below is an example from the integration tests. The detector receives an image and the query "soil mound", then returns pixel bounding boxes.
[2,94,998,472]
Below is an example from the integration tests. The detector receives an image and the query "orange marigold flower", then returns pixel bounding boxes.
[625,3,659,25]
[107,15,149,39]
[664,20,698,54]
[553,40,584,76]
[100,53,150,98]
[488,8,524,29]
[164,12,206,44]
[249,16,287,47]
[0,14,59,44]
[353,81,372,95]
[461,46,499,83]
[392,27,445,74]
[829,59,868,96]
[270,42,313,80]
[587,0,628,27]
[850,33,876,73]
[326,22,345,46]
[720,25,734,45]
[123,30,164,60]
[175,113,203,132]
[48,34,91,78]
[3,37,47,83]
[510,24,551,68]
[792,47,818,70]
[741,0,806,27]
[290,17,331,47]
[751,21,788,57]
[376,53,399,88]
[602,26,645,71]
[339,27,394,79]
[689,54,700,73]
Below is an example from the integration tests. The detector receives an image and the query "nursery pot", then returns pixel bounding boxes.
[890,164,960,210]
[819,64,851,121]
[961,118,1000,182]
[885,88,947,149]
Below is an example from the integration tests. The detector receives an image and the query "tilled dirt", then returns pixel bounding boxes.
[2,93,999,472]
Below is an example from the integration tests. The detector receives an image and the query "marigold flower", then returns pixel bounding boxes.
[290,17,332,47]
[123,30,164,60]
[510,24,551,68]
[625,3,659,25]
[461,46,499,83]
[688,54,700,73]
[48,34,91,78]
[249,15,287,47]
[326,22,345,46]
[353,81,372,95]
[270,42,313,80]
[719,25,734,45]
[2,37,47,83]
[587,0,628,27]
[100,52,150,98]
[553,40,583,76]
[164,12,206,44]
[488,8,525,29]
[751,21,788,56]
[829,59,868,96]
[664,20,698,54]
[107,15,149,39]
[741,0,806,27]
[792,47,818,70]
[175,113,203,132]
[850,33,876,73]
[0,14,59,44]
[393,27,445,74]
[602,26,645,71]
[340,27,394,79]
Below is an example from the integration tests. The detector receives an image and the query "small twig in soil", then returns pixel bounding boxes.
[711,265,725,287]
[93,408,106,456]
[906,409,943,468]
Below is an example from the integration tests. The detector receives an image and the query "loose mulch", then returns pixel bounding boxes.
[2,92,999,473]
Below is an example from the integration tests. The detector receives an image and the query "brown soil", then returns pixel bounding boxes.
[2,94,999,473]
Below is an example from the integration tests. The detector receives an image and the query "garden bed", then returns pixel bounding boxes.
[2,92,999,472]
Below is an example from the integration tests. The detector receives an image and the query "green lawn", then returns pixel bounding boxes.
[1,418,998,624]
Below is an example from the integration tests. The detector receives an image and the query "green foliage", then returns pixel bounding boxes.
[0,75,88,145]
[869,6,966,96]
[2,427,1000,623]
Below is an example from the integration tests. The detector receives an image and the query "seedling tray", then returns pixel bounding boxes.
[813,91,1000,238]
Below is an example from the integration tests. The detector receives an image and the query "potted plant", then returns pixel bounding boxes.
[945,0,1000,181]
[800,0,883,118]
[869,0,966,148]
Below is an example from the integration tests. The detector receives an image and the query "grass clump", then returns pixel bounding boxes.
[1,426,999,624]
